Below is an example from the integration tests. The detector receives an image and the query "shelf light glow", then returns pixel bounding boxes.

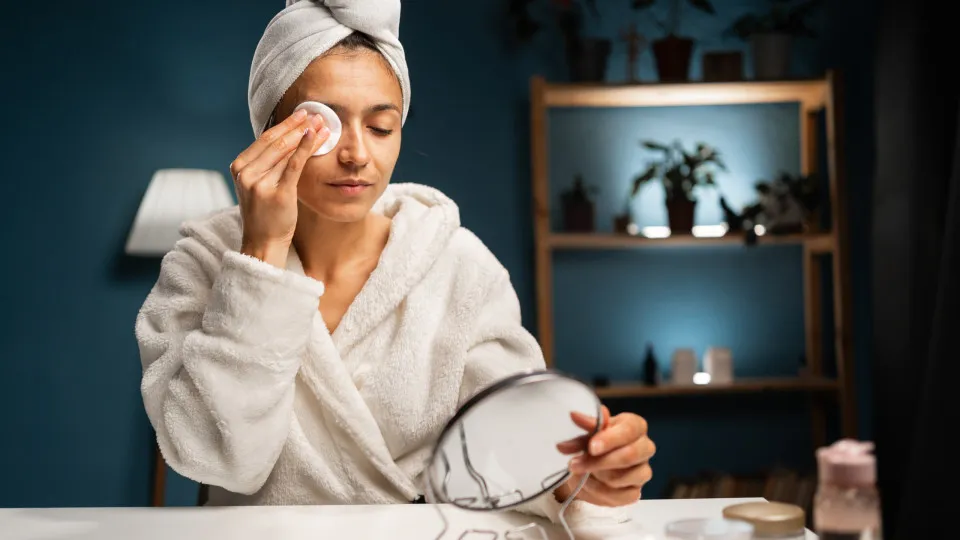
[693,372,712,385]
[640,223,730,239]
[692,224,729,237]
[641,226,671,238]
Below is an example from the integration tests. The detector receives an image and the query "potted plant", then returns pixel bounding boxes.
[508,0,612,82]
[720,171,821,235]
[725,0,821,80]
[631,140,726,234]
[631,0,717,82]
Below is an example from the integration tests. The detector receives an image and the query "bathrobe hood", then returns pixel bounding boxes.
[320,182,461,351]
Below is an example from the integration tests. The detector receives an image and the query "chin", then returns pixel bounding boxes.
[299,191,382,223]
[300,200,368,223]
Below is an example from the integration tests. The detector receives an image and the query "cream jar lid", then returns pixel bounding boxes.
[722,501,805,536]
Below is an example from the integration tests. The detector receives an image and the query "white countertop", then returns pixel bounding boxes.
[1,498,817,540]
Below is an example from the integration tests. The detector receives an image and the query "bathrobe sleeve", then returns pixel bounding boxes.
[136,236,324,495]
[457,269,546,403]
[457,269,633,526]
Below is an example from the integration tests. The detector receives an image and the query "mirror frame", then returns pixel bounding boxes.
[424,369,603,512]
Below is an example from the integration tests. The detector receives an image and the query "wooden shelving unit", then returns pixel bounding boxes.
[548,232,835,251]
[529,72,856,446]
[594,376,839,399]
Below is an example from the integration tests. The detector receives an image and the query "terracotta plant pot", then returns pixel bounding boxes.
[666,198,696,234]
[652,35,694,82]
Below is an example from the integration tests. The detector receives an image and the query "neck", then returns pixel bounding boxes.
[292,206,390,281]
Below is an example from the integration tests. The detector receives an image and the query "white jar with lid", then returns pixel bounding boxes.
[665,517,754,539]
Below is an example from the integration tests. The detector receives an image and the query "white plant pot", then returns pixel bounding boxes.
[751,33,793,80]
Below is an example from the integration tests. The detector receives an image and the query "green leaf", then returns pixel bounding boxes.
[686,0,716,15]
[724,14,762,40]
[631,165,658,196]
[642,140,671,152]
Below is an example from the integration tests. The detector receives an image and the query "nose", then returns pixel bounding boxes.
[336,122,371,168]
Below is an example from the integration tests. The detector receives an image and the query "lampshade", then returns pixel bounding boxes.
[125,168,235,256]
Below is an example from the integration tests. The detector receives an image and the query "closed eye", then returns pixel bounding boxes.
[370,127,394,136]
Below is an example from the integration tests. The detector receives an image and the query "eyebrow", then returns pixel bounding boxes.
[323,102,401,115]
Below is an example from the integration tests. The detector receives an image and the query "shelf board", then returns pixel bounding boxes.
[546,232,833,250]
[542,78,828,109]
[594,376,839,398]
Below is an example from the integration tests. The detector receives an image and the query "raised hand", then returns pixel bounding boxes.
[229,108,330,268]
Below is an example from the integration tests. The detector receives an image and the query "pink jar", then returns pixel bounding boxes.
[813,439,882,540]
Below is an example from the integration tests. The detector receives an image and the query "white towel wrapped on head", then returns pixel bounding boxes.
[248,0,411,138]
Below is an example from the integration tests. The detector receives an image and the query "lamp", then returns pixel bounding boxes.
[125,169,235,256]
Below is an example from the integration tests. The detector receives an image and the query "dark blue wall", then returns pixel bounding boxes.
[0,0,875,507]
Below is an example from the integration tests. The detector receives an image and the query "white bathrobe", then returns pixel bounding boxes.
[136,183,572,519]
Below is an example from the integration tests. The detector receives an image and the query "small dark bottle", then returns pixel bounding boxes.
[642,342,659,386]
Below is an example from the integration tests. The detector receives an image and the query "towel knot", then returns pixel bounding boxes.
[285,0,401,38]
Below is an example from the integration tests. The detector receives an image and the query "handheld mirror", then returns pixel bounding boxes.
[423,370,604,539]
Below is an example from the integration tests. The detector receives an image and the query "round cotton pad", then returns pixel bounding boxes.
[293,101,342,156]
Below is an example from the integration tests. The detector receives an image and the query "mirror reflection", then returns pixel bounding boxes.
[426,371,601,511]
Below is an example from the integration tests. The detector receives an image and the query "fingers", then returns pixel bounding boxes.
[590,415,648,456]
[571,405,611,433]
[231,109,307,178]
[556,434,590,455]
[253,114,326,177]
[592,462,653,490]
[277,126,331,190]
[577,475,642,507]
[570,435,656,474]
[231,112,325,186]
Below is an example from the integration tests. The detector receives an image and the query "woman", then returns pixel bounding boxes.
[136,0,655,522]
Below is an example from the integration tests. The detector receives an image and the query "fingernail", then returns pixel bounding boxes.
[590,440,604,455]
[294,109,308,119]
[317,126,330,138]
[569,457,583,472]
[312,114,324,127]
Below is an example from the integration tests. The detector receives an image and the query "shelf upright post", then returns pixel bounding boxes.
[531,76,555,367]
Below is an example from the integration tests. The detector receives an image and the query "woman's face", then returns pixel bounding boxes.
[274,47,403,223]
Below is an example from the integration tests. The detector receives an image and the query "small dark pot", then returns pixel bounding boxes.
[566,38,612,82]
[666,198,696,234]
[652,35,694,82]
[751,33,792,80]
[613,213,632,234]
[562,200,595,232]
[702,50,744,82]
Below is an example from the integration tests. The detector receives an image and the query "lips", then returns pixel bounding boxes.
[326,179,373,196]
[328,178,372,187]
